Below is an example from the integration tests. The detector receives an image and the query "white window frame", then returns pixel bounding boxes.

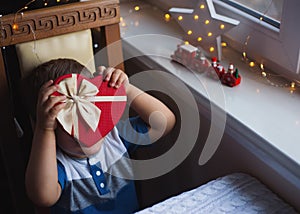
[213,0,300,81]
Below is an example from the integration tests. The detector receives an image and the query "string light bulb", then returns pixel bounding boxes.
[134,6,140,11]
[205,20,210,25]
[187,30,192,35]
[197,37,202,42]
[242,52,247,59]
[164,13,171,21]
[249,61,255,67]
[178,16,183,21]
[209,47,215,52]
[12,23,18,30]
[207,32,212,37]
[194,15,199,20]
[221,42,227,47]
[220,24,225,29]
[261,71,267,77]
[200,4,205,9]
[291,82,296,88]
[184,41,189,45]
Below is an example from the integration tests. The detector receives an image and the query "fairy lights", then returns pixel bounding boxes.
[239,0,298,90]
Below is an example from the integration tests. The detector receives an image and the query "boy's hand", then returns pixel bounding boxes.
[36,80,66,131]
[96,66,129,90]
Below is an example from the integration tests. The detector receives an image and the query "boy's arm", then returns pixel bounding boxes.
[126,84,176,142]
[25,80,65,207]
[100,67,176,142]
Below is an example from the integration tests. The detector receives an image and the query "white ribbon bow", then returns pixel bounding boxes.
[57,74,126,140]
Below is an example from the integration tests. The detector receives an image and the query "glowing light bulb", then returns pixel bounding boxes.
[178,16,183,21]
[259,17,263,21]
[187,30,192,35]
[164,13,170,21]
[291,82,296,88]
[57,0,61,2]
[12,23,18,30]
[221,42,227,47]
[207,32,212,37]
[220,24,225,29]
[205,20,210,25]
[242,52,246,58]
[249,61,255,67]
[261,71,267,77]
[134,6,140,11]
[200,4,205,9]
[24,6,28,9]
[44,2,48,6]
[120,17,123,22]
[260,63,264,70]
[197,37,202,42]
[209,47,215,52]
[194,15,199,20]
[184,41,189,45]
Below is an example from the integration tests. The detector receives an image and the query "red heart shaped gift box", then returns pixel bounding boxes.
[52,73,127,147]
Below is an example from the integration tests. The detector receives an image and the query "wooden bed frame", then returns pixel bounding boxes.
[0,1,123,212]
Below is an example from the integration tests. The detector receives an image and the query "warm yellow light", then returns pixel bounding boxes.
[194,15,199,20]
[200,4,205,9]
[165,13,170,19]
[221,42,227,47]
[220,24,225,29]
[24,6,28,9]
[242,52,246,58]
[291,82,296,88]
[187,30,193,35]
[44,2,48,6]
[121,22,126,27]
[184,41,189,45]
[57,0,61,2]
[249,61,255,67]
[259,17,263,21]
[260,63,264,70]
[207,32,212,37]
[261,71,267,77]
[178,16,183,21]
[120,17,123,22]
[205,20,210,25]
[197,37,202,42]
[209,47,215,52]
[12,23,18,30]
[134,6,140,11]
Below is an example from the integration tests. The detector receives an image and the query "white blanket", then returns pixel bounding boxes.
[136,173,297,214]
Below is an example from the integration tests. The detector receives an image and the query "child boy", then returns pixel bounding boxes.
[25,58,176,213]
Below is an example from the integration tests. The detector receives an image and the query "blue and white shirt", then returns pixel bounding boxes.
[51,117,150,214]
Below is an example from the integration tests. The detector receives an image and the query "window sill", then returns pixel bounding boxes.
[120,0,300,181]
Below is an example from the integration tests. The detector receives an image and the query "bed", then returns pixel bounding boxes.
[136,173,298,213]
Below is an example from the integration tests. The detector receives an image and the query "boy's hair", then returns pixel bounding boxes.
[26,58,93,121]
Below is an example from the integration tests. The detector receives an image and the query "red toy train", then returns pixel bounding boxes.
[171,44,241,87]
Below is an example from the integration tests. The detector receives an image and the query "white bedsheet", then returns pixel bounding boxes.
[136,173,297,214]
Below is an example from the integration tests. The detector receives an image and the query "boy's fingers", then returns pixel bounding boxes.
[50,102,66,118]
[38,83,58,104]
[104,67,115,81]
[44,95,66,113]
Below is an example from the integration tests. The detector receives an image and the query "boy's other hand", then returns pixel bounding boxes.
[96,66,129,90]
[36,80,66,131]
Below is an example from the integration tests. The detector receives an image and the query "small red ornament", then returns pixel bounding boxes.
[211,58,241,87]
[52,74,127,147]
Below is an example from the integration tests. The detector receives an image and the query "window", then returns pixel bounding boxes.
[148,0,299,81]
[213,0,300,81]
[220,0,283,28]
